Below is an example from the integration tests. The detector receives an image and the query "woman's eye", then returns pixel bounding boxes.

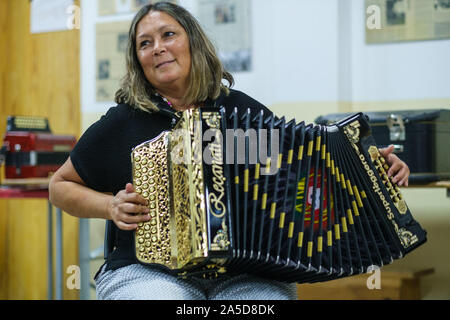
[140,40,151,47]
[164,31,175,37]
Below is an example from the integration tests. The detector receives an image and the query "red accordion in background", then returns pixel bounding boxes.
[0,116,76,184]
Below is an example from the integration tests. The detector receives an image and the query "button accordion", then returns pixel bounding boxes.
[130,107,427,283]
[0,116,76,187]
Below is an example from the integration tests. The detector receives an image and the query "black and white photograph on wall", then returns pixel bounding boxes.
[366,0,450,43]
[435,0,450,9]
[98,0,178,16]
[197,0,252,73]
[214,3,236,24]
[386,0,406,25]
[97,60,110,80]
[117,33,128,52]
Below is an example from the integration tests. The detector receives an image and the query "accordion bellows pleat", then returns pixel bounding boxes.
[131,107,427,283]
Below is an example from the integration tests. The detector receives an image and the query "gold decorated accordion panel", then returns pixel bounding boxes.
[131,107,427,283]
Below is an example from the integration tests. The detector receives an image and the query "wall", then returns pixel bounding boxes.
[0,0,80,299]
[80,0,340,126]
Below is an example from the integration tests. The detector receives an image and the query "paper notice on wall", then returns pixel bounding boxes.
[30,0,75,34]
[366,0,450,43]
[96,21,131,102]
[197,0,252,72]
[98,0,178,16]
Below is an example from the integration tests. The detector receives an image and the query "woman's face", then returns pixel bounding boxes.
[135,11,191,94]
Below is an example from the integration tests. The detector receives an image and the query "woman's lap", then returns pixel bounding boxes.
[95,264,298,300]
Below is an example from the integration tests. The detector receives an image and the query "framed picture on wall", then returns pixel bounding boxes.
[366,0,450,43]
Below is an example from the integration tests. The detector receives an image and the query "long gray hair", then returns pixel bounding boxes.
[115,2,234,112]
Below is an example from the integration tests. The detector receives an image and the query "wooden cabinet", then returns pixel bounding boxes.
[0,0,80,300]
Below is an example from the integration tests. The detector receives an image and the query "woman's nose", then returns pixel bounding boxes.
[153,40,166,55]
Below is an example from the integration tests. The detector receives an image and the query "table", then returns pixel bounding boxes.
[0,187,63,300]
[409,181,450,197]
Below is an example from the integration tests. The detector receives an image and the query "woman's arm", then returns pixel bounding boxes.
[49,157,151,230]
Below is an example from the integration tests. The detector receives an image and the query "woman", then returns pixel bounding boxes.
[49,2,410,300]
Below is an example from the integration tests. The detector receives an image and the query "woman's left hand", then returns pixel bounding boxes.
[378,145,410,187]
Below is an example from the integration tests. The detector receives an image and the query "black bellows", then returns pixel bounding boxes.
[201,106,427,284]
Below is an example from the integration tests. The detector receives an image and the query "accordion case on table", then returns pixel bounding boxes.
[0,116,76,185]
[315,109,450,184]
[130,107,427,283]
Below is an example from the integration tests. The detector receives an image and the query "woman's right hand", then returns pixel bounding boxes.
[106,183,151,230]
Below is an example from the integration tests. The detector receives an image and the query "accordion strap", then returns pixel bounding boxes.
[103,220,116,260]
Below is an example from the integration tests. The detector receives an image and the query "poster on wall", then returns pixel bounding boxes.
[98,0,178,16]
[96,21,131,102]
[95,1,178,101]
[197,0,252,72]
[366,0,450,43]
[30,0,75,33]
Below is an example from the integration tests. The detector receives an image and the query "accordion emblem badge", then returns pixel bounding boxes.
[131,107,427,283]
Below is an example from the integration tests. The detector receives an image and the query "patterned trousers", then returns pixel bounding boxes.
[95,263,298,300]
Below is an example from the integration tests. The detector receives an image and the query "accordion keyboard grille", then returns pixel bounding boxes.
[133,133,173,267]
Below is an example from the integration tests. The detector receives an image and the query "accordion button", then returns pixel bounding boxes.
[150,210,156,217]
[142,175,148,181]
[144,224,150,230]
[143,191,149,198]
[135,179,142,186]
[151,226,157,234]
[141,158,148,165]
[134,155,141,162]
[135,172,141,178]
[135,163,141,170]
[149,161,154,168]
[138,238,144,244]
[152,236,157,242]
[143,183,149,190]
[145,241,151,247]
